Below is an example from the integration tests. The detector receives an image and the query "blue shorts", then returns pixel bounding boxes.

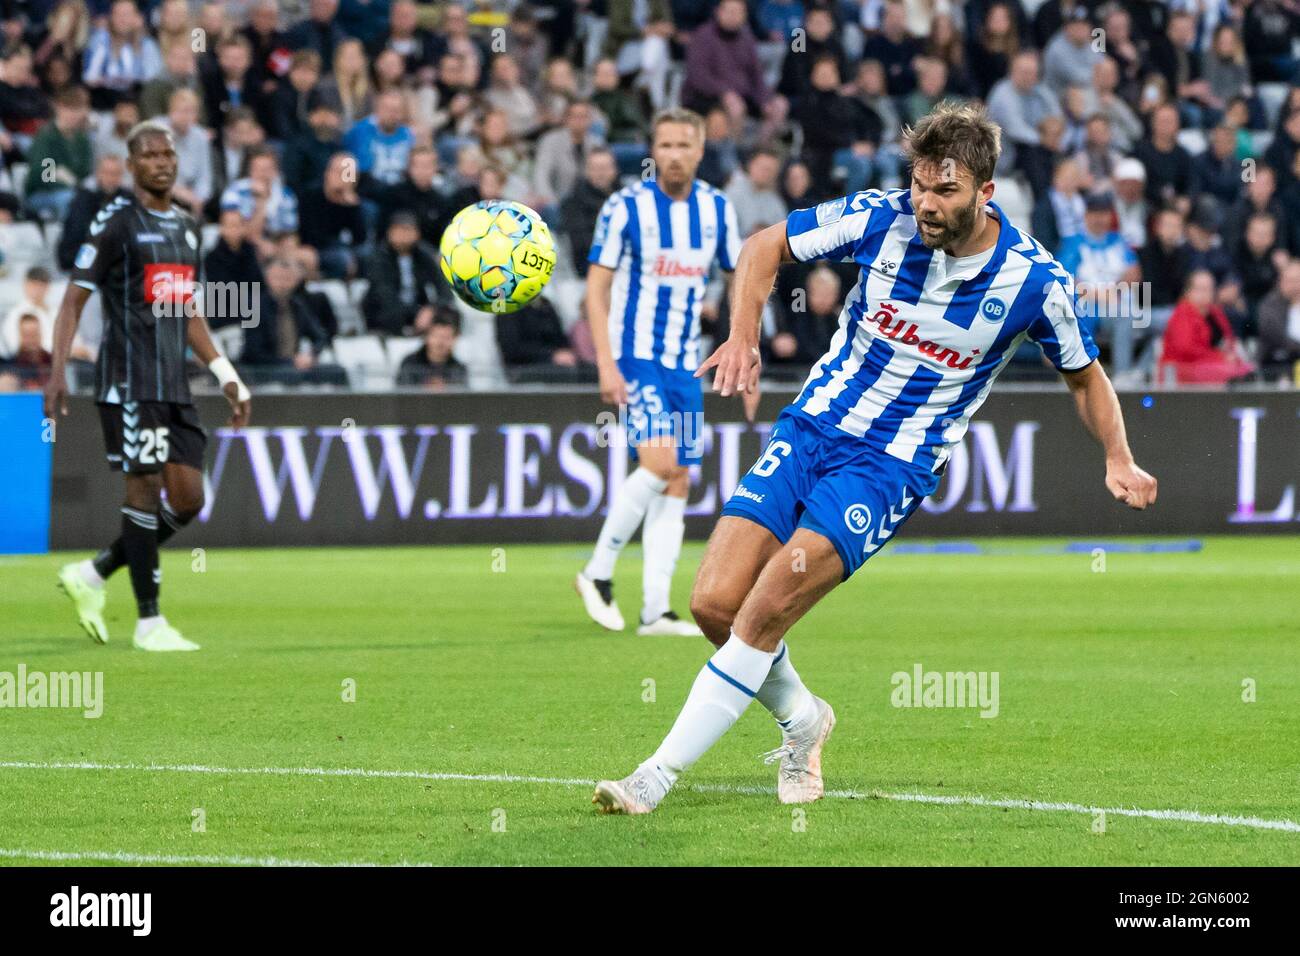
[619,356,705,466]
[720,408,937,579]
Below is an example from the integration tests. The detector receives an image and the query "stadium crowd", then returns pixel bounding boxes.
[1,0,1299,394]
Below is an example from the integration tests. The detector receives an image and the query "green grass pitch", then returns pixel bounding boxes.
[1,536,1297,866]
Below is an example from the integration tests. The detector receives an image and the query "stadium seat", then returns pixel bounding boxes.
[548,276,585,332]
[384,335,423,369]
[212,324,244,362]
[1256,83,1290,129]
[307,279,362,336]
[329,333,389,390]
[1176,129,1207,156]
[992,174,1033,228]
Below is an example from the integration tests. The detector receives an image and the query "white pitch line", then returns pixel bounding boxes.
[3,759,1298,835]
[0,847,434,867]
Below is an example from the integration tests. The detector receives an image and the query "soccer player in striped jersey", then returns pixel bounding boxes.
[574,108,744,637]
[594,102,1158,814]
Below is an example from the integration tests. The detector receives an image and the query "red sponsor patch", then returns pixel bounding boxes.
[143,263,196,305]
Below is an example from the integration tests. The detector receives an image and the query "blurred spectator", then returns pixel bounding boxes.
[781,158,816,208]
[1089,57,1143,153]
[242,0,292,106]
[776,5,845,101]
[160,88,212,217]
[288,0,348,67]
[268,50,324,143]
[1111,158,1148,251]
[1135,104,1195,213]
[371,0,443,80]
[3,313,52,389]
[1258,260,1300,380]
[1057,192,1142,374]
[242,256,344,383]
[397,314,466,389]
[903,57,959,126]
[82,0,162,110]
[57,153,130,273]
[602,0,673,110]
[203,209,264,331]
[380,145,452,246]
[1075,114,1124,196]
[23,85,90,223]
[1159,270,1255,385]
[1241,0,1300,85]
[208,107,264,222]
[1236,212,1288,338]
[1139,207,1192,328]
[140,40,203,122]
[504,7,548,95]
[861,0,921,97]
[90,95,138,164]
[968,1,1021,101]
[533,100,600,214]
[683,0,787,137]
[362,212,443,337]
[495,294,588,381]
[1224,163,1291,261]
[794,55,883,194]
[1030,155,1085,253]
[345,88,415,196]
[1264,108,1300,193]
[560,147,618,277]
[1,266,53,358]
[484,55,540,141]
[986,50,1060,176]
[725,148,787,238]
[771,264,841,367]
[299,152,367,280]
[1202,24,1252,123]
[32,2,91,86]
[698,106,741,189]
[282,91,343,197]
[0,45,50,145]
[337,0,392,48]
[589,57,647,175]
[201,34,259,141]
[1042,6,1101,95]
[1195,125,1246,207]
[221,145,300,259]
[1097,4,1147,106]
[1147,13,1204,126]
[154,0,195,59]
[1185,197,1236,289]
[319,38,372,130]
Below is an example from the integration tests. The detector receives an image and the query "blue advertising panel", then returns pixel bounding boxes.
[0,393,51,554]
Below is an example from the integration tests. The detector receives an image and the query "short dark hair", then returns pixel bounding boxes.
[126,120,174,155]
[26,266,51,283]
[901,100,1002,186]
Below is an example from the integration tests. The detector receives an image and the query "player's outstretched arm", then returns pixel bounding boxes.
[585,263,626,406]
[696,222,791,416]
[44,283,92,419]
[1062,360,1157,510]
[186,308,252,429]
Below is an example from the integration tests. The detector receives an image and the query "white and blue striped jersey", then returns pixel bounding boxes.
[786,188,1098,475]
[589,178,742,372]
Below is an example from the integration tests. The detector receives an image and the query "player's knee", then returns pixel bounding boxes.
[664,466,689,497]
[689,586,737,646]
[166,494,203,524]
[123,474,163,510]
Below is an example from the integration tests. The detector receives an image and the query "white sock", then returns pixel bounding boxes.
[135,615,164,637]
[755,641,819,733]
[584,467,668,581]
[644,631,775,785]
[79,559,104,588]
[641,492,686,623]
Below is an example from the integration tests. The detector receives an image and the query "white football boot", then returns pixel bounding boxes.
[592,766,669,815]
[56,562,109,644]
[133,620,200,652]
[637,610,704,637]
[762,696,836,804]
[574,572,625,631]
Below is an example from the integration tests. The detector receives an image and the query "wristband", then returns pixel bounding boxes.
[209,355,251,402]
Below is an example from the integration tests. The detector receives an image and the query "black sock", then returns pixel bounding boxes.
[93,502,189,579]
[120,506,161,618]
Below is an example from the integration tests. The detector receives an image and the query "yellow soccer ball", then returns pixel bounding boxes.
[439,200,556,313]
